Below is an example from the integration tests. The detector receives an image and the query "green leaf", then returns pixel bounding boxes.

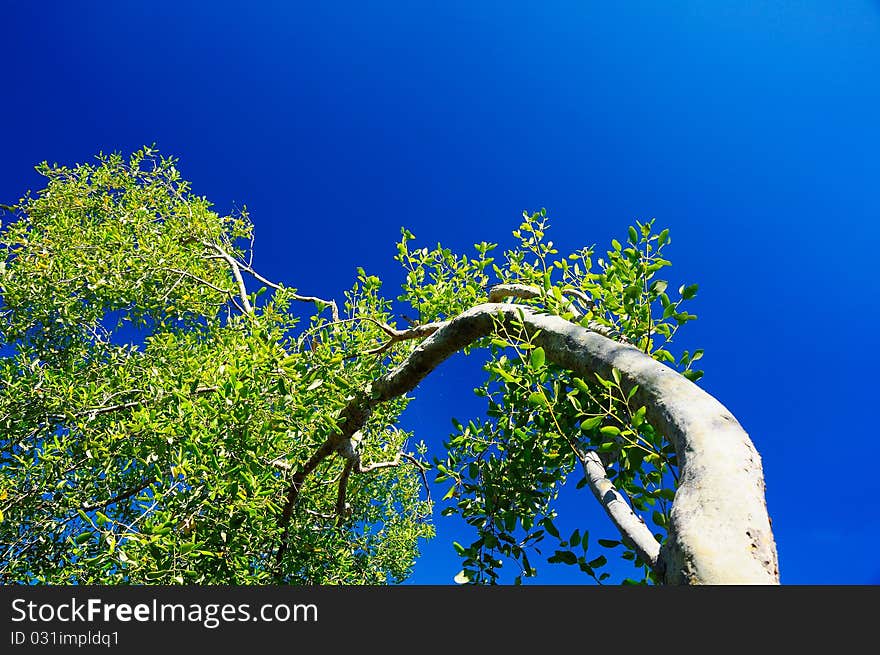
[496,368,517,383]
[74,532,92,545]
[627,226,639,245]
[658,488,676,501]
[599,425,620,437]
[650,280,668,294]
[541,518,561,539]
[594,373,613,389]
[680,283,698,300]
[597,539,622,548]
[528,391,548,407]
[632,406,647,427]
[580,416,603,432]
[683,369,704,382]
[452,541,466,556]
[588,555,607,568]
[550,550,578,565]
[569,529,581,547]
[530,347,545,369]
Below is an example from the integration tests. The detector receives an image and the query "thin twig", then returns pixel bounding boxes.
[201,241,253,314]
[275,439,336,566]
[335,461,354,527]
[80,480,153,512]
[401,452,432,504]
[237,261,341,322]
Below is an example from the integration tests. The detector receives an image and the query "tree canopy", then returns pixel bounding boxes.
[0,148,777,584]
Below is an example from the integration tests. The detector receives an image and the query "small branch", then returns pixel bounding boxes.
[59,386,218,420]
[275,439,336,566]
[270,457,292,471]
[202,241,253,314]
[561,287,595,313]
[401,452,432,504]
[236,261,341,322]
[333,431,428,525]
[160,272,186,302]
[488,283,594,322]
[364,321,445,355]
[335,461,354,526]
[304,508,336,520]
[166,267,234,297]
[80,399,142,417]
[336,431,402,473]
[488,283,544,303]
[356,454,402,473]
[574,445,663,575]
[165,266,246,315]
[80,480,153,512]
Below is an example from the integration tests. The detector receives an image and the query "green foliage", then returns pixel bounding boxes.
[0,148,431,584]
[421,211,700,585]
[0,150,702,585]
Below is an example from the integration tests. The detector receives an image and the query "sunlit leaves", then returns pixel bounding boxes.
[414,216,692,585]
[1,149,699,586]
[0,149,432,585]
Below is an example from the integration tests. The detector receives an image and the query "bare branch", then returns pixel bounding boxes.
[303,508,336,520]
[160,272,186,302]
[202,241,253,314]
[275,439,336,566]
[356,454,402,473]
[363,321,445,355]
[401,452,432,505]
[166,267,234,297]
[164,267,248,315]
[573,446,662,574]
[561,287,595,312]
[58,386,219,420]
[486,283,630,343]
[234,261,341,322]
[80,480,153,512]
[270,457,292,471]
[487,283,544,303]
[335,461,354,526]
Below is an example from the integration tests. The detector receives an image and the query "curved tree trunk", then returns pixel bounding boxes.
[286,302,780,584]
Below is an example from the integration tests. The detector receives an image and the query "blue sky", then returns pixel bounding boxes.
[3,1,879,584]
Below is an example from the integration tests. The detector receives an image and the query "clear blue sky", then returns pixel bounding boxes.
[3,1,879,584]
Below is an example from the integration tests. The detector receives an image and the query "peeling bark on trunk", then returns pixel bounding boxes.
[331,302,780,584]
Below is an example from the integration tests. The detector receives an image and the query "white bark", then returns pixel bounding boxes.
[575,447,662,573]
[332,302,779,584]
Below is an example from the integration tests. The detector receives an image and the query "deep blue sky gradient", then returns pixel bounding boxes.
[3,1,879,584]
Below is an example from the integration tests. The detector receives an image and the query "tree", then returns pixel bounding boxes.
[0,148,778,585]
